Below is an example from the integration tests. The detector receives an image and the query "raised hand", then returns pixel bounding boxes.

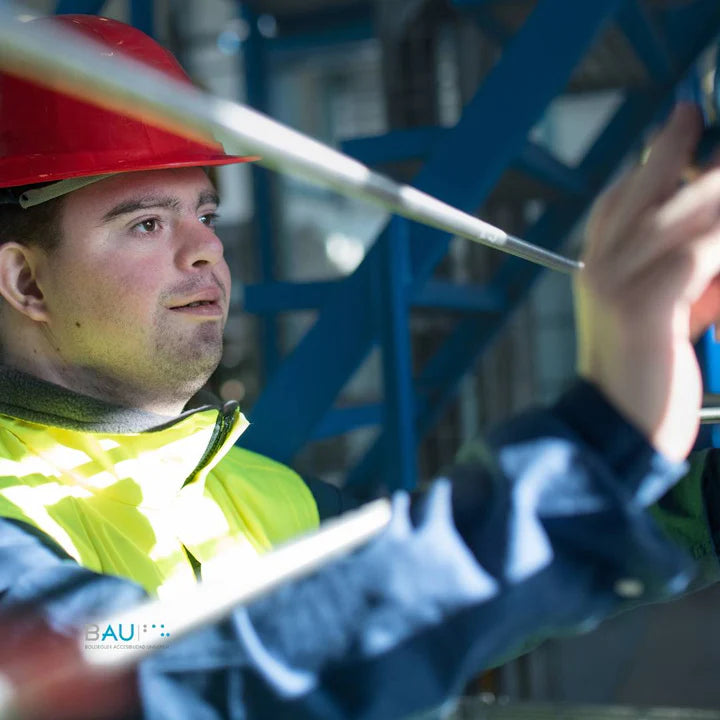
[575,103,720,460]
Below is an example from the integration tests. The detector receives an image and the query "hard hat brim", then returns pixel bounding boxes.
[0,152,259,190]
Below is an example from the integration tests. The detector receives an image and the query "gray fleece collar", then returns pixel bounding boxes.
[0,366,226,433]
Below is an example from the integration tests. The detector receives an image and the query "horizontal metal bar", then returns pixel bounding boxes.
[515,142,591,197]
[244,279,506,314]
[452,0,525,7]
[343,129,589,197]
[244,281,340,313]
[312,404,383,440]
[0,5,581,275]
[54,0,106,13]
[268,2,374,55]
[411,281,506,313]
[617,0,675,83]
[130,0,154,38]
[700,407,720,424]
[268,22,374,54]
[341,126,443,166]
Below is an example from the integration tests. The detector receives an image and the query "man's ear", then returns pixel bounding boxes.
[0,242,49,322]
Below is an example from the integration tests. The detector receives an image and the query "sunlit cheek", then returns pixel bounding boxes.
[78,271,159,330]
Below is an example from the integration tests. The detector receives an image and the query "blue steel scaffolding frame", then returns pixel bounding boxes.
[243,1,625,482]
[240,0,720,491]
[52,0,720,489]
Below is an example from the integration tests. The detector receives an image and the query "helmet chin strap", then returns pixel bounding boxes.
[17,174,117,208]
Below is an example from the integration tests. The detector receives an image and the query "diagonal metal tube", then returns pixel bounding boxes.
[0,4,581,274]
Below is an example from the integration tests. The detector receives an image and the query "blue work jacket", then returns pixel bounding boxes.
[0,380,717,719]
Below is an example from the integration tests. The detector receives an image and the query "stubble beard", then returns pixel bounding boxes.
[151,320,224,404]
[72,319,226,415]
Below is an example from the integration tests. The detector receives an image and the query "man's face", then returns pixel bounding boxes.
[35,167,231,411]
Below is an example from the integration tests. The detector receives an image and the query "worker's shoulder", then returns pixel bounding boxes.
[215,445,358,521]
[213,444,316,510]
[211,445,320,531]
[219,444,302,478]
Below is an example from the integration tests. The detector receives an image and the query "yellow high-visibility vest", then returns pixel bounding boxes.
[0,403,319,597]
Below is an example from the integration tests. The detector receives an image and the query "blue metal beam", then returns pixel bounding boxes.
[617,0,675,84]
[697,329,720,447]
[241,5,281,380]
[312,404,382,440]
[452,0,531,4]
[130,0,154,37]
[344,127,589,197]
[405,0,623,282]
[55,0,105,13]
[240,0,624,463]
[375,218,417,491]
[265,2,373,56]
[241,256,379,457]
[244,281,340,313]
[352,0,720,483]
[245,279,506,314]
[270,1,372,39]
[515,142,591,197]
[347,90,668,488]
[715,36,720,116]
[267,23,374,55]
[452,1,513,46]
[411,281,506,313]
[661,0,720,54]
[341,126,443,166]
[268,6,374,56]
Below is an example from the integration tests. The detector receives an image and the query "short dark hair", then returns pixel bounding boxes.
[0,193,64,253]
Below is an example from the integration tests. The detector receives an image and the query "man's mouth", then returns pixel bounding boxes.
[169,297,223,316]
[168,285,224,314]
[176,300,215,308]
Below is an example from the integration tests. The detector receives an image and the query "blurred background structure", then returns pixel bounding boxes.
[12,0,720,714]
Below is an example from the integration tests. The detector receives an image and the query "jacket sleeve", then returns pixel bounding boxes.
[0,380,701,720]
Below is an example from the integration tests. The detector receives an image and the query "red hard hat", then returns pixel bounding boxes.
[0,15,253,189]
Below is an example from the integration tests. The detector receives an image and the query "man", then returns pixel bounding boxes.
[0,15,320,599]
[0,13,719,720]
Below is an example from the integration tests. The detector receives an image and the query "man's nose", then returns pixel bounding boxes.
[175,218,224,269]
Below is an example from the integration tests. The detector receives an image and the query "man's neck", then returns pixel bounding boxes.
[2,352,188,417]
[0,365,195,433]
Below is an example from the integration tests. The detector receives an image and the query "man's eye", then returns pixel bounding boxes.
[200,212,219,228]
[133,218,160,234]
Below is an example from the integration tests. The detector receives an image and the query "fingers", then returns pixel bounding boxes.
[602,103,703,254]
[583,166,637,263]
[606,167,720,284]
[623,103,702,212]
[622,220,720,326]
[576,104,719,460]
